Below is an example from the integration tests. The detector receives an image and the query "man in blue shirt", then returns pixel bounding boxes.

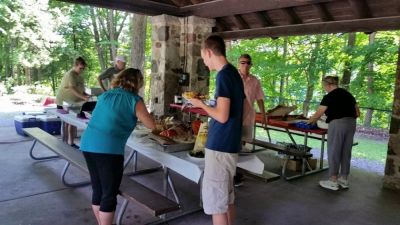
[190,35,244,225]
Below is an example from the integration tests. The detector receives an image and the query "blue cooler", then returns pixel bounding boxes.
[14,115,40,136]
[37,115,61,135]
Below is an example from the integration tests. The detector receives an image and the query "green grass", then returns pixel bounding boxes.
[255,128,387,163]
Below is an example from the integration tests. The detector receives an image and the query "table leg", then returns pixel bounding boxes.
[320,134,326,169]
[286,128,297,145]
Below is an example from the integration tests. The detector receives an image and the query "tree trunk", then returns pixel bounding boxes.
[25,67,32,84]
[279,37,288,104]
[364,32,376,127]
[130,14,147,97]
[90,8,106,71]
[303,36,321,116]
[107,10,117,60]
[342,32,356,90]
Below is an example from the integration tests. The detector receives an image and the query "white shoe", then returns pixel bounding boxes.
[338,177,349,189]
[319,179,339,191]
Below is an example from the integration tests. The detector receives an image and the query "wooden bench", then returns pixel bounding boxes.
[24,128,180,225]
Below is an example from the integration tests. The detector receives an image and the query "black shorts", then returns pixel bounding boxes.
[83,151,124,212]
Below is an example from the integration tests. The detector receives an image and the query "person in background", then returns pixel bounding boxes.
[98,55,126,92]
[56,56,90,148]
[238,54,267,148]
[308,76,359,191]
[190,35,244,225]
[80,68,155,225]
[234,53,267,187]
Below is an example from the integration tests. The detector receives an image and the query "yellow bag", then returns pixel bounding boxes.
[193,122,208,152]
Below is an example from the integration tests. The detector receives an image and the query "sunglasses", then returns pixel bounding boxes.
[240,61,252,65]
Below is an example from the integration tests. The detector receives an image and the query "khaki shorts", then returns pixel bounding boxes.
[202,148,238,215]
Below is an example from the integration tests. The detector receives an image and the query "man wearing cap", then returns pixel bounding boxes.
[98,56,126,91]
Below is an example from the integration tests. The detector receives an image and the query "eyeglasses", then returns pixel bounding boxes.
[240,61,252,65]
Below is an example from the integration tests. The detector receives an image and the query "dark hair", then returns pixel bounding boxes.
[322,76,339,86]
[74,57,87,67]
[111,68,143,94]
[202,35,226,57]
[239,54,252,62]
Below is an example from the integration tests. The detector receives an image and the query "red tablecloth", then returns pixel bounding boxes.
[255,113,327,135]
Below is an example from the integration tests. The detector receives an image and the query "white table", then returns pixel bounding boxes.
[48,108,265,223]
[48,108,265,184]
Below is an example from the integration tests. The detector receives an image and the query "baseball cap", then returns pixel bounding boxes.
[115,55,126,63]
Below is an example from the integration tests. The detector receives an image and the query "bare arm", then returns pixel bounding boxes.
[135,100,156,130]
[190,97,230,123]
[256,99,267,126]
[355,103,360,118]
[308,105,327,124]
[65,85,89,101]
[98,76,107,92]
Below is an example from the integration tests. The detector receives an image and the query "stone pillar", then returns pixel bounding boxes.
[150,14,214,116]
[182,16,215,95]
[383,44,400,191]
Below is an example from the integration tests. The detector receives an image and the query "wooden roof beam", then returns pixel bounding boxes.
[169,0,187,7]
[255,11,274,27]
[232,15,250,30]
[58,0,181,15]
[284,7,302,24]
[180,0,335,18]
[214,18,231,32]
[216,16,400,40]
[313,3,334,21]
[348,0,372,19]
[189,0,205,4]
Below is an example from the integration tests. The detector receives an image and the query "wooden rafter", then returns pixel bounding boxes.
[179,0,335,18]
[215,17,231,31]
[189,0,205,4]
[313,3,333,21]
[348,0,372,19]
[58,0,181,15]
[216,16,400,40]
[284,7,302,24]
[232,15,250,30]
[169,0,187,7]
[255,11,274,26]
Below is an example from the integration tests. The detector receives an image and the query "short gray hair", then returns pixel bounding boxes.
[322,76,339,86]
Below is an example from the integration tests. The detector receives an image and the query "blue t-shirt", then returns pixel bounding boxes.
[80,88,141,155]
[205,64,244,153]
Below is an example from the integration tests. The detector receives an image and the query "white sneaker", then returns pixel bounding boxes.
[338,177,349,189]
[319,179,339,191]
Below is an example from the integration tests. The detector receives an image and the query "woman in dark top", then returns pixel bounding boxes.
[308,76,359,191]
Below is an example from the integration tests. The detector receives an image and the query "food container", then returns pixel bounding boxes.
[14,115,40,136]
[174,95,183,104]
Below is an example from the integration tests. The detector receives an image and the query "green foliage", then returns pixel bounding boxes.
[0,0,398,130]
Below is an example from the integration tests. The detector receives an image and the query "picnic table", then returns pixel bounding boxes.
[254,113,329,180]
[47,108,266,222]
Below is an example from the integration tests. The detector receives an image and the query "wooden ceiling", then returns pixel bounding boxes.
[59,0,400,39]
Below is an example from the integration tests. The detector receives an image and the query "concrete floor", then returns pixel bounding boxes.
[0,126,399,225]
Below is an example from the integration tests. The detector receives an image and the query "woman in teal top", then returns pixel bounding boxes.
[80,68,155,225]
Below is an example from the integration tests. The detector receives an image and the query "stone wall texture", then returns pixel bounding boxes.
[150,15,214,116]
[383,45,400,191]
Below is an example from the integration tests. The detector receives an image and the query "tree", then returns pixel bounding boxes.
[342,33,356,90]
[130,14,147,96]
